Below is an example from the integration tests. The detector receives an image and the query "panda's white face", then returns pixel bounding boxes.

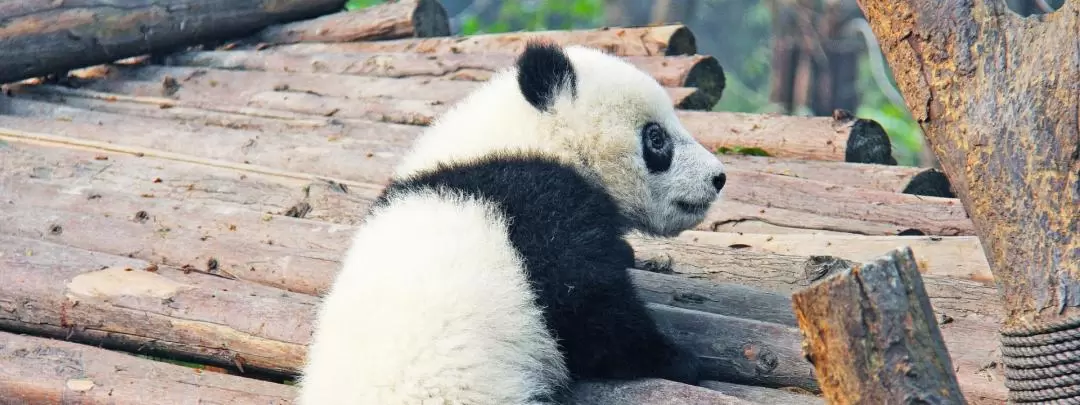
[394,43,726,237]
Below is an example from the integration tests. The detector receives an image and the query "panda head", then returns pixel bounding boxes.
[394,42,727,237]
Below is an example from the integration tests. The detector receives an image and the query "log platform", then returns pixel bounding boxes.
[0,1,1006,404]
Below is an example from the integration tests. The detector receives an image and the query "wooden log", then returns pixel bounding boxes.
[0,332,782,405]
[71,64,711,110]
[162,50,727,103]
[719,154,926,193]
[791,247,967,404]
[14,81,893,163]
[721,167,974,236]
[572,379,761,404]
[673,231,993,282]
[648,304,817,391]
[0,0,346,85]
[0,104,975,238]
[0,234,814,390]
[250,1,450,45]
[700,381,824,405]
[256,24,698,57]
[0,139,1006,402]
[855,0,1080,327]
[0,331,295,404]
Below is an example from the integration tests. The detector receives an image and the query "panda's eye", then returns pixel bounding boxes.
[641,122,673,173]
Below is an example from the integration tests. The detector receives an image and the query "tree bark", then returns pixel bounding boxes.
[253,24,698,57]
[0,331,295,404]
[791,247,967,405]
[163,50,728,105]
[856,1,1079,401]
[0,0,346,85]
[250,0,450,45]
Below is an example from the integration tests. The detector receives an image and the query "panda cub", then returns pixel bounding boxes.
[297,42,728,405]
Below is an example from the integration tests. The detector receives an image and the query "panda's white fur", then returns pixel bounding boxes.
[395,45,726,237]
[297,43,727,405]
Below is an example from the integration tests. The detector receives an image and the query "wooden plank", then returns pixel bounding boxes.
[163,50,727,103]
[0,331,294,404]
[251,0,450,44]
[791,247,967,404]
[572,379,761,404]
[674,231,992,282]
[0,0,344,84]
[256,24,698,57]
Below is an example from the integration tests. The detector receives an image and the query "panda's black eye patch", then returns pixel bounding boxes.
[641,122,673,173]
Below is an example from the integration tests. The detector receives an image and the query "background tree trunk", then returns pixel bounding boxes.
[854,0,1079,402]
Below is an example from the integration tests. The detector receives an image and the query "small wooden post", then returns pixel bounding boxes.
[791,246,966,405]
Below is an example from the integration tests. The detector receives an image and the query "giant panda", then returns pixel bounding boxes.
[297,42,728,405]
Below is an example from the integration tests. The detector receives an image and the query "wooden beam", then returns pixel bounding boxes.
[255,24,698,57]
[791,247,967,404]
[250,0,450,44]
[700,380,824,405]
[162,50,727,104]
[0,331,296,404]
[0,0,346,85]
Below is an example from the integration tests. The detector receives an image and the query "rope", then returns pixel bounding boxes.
[1000,316,1080,404]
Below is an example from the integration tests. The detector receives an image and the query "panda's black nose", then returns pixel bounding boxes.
[712,173,727,192]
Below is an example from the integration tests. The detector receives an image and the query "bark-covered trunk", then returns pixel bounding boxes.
[855,0,1079,402]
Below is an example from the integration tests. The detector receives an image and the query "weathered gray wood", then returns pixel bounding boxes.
[0,331,294,404]
[700,380,824,405]
[648,304,818,392]
[0,0,345,84]
[251,0,449,44]
[791,247,967,404]
[572,379,760,405]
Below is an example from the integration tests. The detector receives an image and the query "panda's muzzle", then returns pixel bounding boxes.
[675,200,712,215]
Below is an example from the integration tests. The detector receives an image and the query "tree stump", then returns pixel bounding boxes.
[791,247,967,404]
[854,1,1079,402]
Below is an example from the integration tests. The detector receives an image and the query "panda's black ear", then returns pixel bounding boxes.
[516,41,577,112]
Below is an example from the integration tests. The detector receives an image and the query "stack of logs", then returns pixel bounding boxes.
[0,0,1006,404]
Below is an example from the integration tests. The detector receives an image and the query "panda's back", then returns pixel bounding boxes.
[299,154,634,405]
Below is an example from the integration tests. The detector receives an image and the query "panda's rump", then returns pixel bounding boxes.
[298,190,567,405]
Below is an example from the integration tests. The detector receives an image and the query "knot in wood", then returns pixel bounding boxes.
[742,342,779,374]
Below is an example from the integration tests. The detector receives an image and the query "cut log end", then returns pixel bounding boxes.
[683,55,725,103]
[665,26,698,56]
[791,246,967,404]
